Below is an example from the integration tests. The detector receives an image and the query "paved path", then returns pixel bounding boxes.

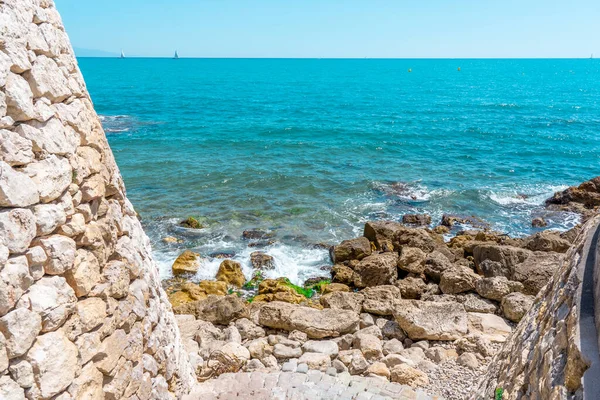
[183,371,442,400]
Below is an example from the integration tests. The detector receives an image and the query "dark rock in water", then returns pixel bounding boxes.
[441,214,489,229]
[250,251,275,270]
[247,240,277,248]
[303,276,331,287]
[319,265,333,272]
[180,216,203,229]
[311,242,332,250]
[209,251,236,259]
[402,214,431,226]
[242,229,275,240]
[531,217,547,227]
[545,177,600,220]
[330,237,372,264]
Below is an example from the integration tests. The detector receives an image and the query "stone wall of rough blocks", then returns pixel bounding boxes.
[0,0,196,398]
[471,216,599,400]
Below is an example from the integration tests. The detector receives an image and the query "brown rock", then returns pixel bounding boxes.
[393,300,468,340]
[171,250,202,275]
[353,252,399,288]
[361,285,401,316]
[402,214,431,226]
[396,277,428,299]
[250,251,275,270]
[320,291,364,313]
[501,292,535,322]
[524,230,571,253]
[439,266,481,294]
[216,259,245,287]
[330,237,372,263]
[398,247,426,274]
[390,364,429,387]
[363,220,404,251]
[332,264,355,285]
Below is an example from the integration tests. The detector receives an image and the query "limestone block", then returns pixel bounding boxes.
[4,72,36,121]
[0,375,25,400]
[393,300,468,341]
[76,297,106,333]
[71,146,102,184]
[65,249,100,297]
[0,332,7,374]
[0,255,33,314]
[8,358,34,388]
[94,329,128,374]
[32,204,66,236]
[23,275,76,332]
[36,234,76,275]
[26,330,79,399]
[0,129,34,166]
[0,308,42,359]
[0,163,39,208]
[22,155,71,203]
[80,173,106,202]
[24,54,71,102]
[16,118,79,156]
[67,362,103,400]
[103,260,130,299]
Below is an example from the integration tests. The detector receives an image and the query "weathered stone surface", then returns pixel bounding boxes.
[76,297,106,333]
[27,330,79,399]
[363,220,404,251]
[331,264,355,285]
[353,333,383,361]
[22,276,76,332]
[80,173,106,202]
[94,329,127,374]
[16,118,79,156]
[402,213,432,226]
[4,72,36,121]
[8,358,34,388]
[36,234,76,275]
[320,291,364,313]
[298,352,331,370]
[102,260,130,298]
[67,362,103,400]
[525,230,571,253]
[32,204,66,236]
[0,162,40,207]
[396,276,428,299]
[0,375,24,400]
[398,247,426,274]
[467,312,512,342]
[330,237,372,263]
[457,293,497,313]
[424,250,454,282]
[0,207,37,253]
[512,252,561,295]
[235,318,266,340]
[475,276,523,301]
[393,300,468,340]
[390,364,429,387]
[258,301,359,338]
[221,342,250,362]
[473,244,531,278]
[0,333,7,374]
[21,155,72,203]
[361,285,401,316]
[65,249,100,297]
[0,130,34,166]
[250,251,275,270]
[172,250,202,275]
[501,292,535,322]
[439,266,481,294]
[302,340,339,358]
[176,295,248,325]
[24,55,71,102]
[353,252,399,288]
[0,308,42,359]
[216,259,245,287]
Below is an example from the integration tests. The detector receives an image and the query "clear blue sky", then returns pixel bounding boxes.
[55,0,599,58]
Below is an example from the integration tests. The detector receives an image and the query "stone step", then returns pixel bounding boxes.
[183,371,443,400]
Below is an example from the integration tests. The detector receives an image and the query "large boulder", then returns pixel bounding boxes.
[330,237,372,263]
[473,244,531,278]
[467,312,512,342]
[353,252,399,288]
[395,277,427,299]
[320,291,364,313]
[361,285,401,316]
[475,276,523,302]
[216,259,245,287]
[512,252,561,295]
[258,301,360,338]
[331,264,356,285]
[524,231,571,253]
[255,278,306,304]
[250,251,275,270]
[393,300,468,340]
[393,227,440,253]
[363,221,404,251]
[424,251,454,282]
[174,295,248,325]
[439,266,481,294]
[501,292,535,322]
[397,247,426,274]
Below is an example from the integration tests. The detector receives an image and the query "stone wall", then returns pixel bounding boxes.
[0,0,195,398]
[471,215,600,399]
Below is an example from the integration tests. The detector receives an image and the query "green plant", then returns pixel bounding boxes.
[243,271,265,290]
[495,387,504,400]
[282,278,314,298]
[246,295,256,304]
[307,279,331,294]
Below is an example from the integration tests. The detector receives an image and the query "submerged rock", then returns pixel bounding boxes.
[402,213,431,226]
[531,217,547,227]
[242,229,274,240]
[180,216,203,229]
[250,251,275,270]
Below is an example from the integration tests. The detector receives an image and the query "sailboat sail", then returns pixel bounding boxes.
[174,50,179,59]
[120,50,125,58]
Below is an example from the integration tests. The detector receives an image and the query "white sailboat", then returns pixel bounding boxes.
[120,49,125,59]
[173,50,179,59]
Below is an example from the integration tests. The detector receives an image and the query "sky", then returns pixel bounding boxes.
[55,0,600,58]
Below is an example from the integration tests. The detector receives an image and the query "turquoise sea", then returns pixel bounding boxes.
[78,58,600,283]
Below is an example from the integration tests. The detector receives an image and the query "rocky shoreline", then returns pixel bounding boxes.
[162,177,600,399]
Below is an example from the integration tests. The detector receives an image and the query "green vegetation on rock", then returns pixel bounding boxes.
[495,388,504,400]
[242,271,265,290]
[282,278,315,298]
[180,216,203,229]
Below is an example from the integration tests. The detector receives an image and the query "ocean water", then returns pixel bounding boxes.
[78,58,600,284]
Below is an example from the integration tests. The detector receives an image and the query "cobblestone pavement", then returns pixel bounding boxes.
[183,371,443,400]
